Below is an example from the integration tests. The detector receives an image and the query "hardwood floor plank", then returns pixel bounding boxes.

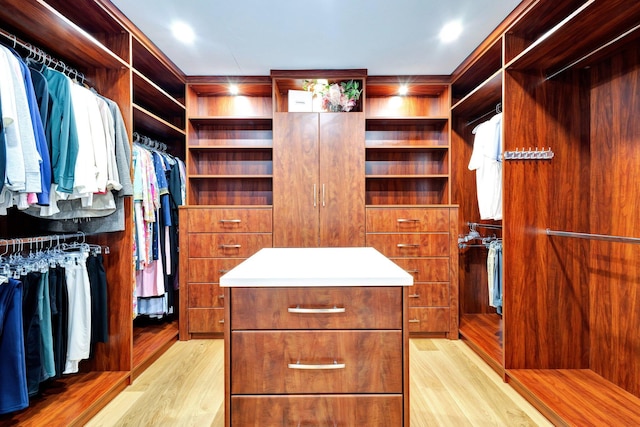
[86,339,552,427]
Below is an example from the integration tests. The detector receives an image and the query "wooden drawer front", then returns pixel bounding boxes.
[187,258,244,283]
[408,307,450,333]
[231,395,403,426]
[407,283,449,307]
[231,330,403,394]
[367,233,449,257]
[187,208,272,233]
[188,233,272,258]
[391,257,449,282]
[366,207,449,232]
[231,287,402,330]
[188,308,225,333]
[188,283,224,308]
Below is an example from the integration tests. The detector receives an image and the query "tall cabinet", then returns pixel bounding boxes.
[273,112,365,247]
[0,0,186,425]
[452,0,640,424]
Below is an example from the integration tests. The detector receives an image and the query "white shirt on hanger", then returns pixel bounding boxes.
[468,113,503,220]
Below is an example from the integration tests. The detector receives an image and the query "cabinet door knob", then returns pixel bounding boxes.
[288,360,346,370]
[288,305,346,314]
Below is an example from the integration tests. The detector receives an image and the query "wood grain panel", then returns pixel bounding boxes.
[390,257,450,282]
[588,45,640,396]
[366,207,450,232]
[187,283,225,308]
[186,207,272,233]
[230,287,402,330]
[187,258,244,283]
[188,177,272,205]
[366,233,450,257]
[273,112,320,247]
[188,308,225,333]
[408,307,450,333]
[365,177,449,205]
[195,95,272,117]
[319,112,366,247]
[230,330,403,394]
[406,283,449,307]
[188,233,272,258]
[230,395,403,427]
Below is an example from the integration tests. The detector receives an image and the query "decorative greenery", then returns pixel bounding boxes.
[302,79,362,112]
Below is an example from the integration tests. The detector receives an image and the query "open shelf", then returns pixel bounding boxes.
[507,369,640,426]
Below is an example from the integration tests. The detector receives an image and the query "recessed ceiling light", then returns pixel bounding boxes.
[439,21,463,43]
[229,84,239,95]
[171,21,195,44]
[398,85,409,96]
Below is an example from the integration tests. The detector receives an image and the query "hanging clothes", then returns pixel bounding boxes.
[468,112,503,220]
[132,142,185,319]
[487,239,503,315]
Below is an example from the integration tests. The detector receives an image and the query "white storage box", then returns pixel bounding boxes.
[288,90,313,112]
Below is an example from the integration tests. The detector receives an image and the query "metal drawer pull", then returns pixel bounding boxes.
[397,243,420,248]
[397,218,420,223]
[408,294,420,298]
[219,244,241,249]
[219,269,230,273]
[218,294,224,299]
[409,319,420,323]
[218,319,224,324]
[406,269,420,274]
[288,360,346,370]
[288,306,346,314]
[219,219,241,223]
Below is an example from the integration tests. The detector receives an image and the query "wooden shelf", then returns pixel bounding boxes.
[507,369,640,426]
[132,321,179,382]
[133,70,185,124]
[189,175,273,179]
[366,174,449,179]
[459,314,503,376]
[190,117,273,126]
[452,38,502,104]
[451,70,502,119]
[133,105,186,140]
[1,0,127,70]
[505,0,640,75]
[131,36,184,102]
[0,371,129,427]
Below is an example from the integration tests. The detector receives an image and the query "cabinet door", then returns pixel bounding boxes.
[319,113,365,247]
[273,112,320,247]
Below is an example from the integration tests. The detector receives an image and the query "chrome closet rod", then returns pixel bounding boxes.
[467,222,502,230]
[545,228,640,245]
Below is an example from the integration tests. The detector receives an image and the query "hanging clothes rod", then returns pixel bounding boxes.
[0,28,85,83]
[133,132,168,152]
[467,222,502,230]
[466,102,502,127]
[0,232,86,248]
[546,228,640,245]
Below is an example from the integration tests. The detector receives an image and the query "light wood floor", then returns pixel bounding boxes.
[86,339,553,427]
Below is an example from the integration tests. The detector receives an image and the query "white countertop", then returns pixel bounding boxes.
[220,247,413,287]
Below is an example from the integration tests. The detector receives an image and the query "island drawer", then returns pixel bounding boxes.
[230,394,403,426]
[230,286,402,330]
[366,207,450,232]
[230,330,403,394]
[186,207,272,233]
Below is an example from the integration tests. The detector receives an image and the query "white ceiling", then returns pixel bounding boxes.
[110,0,522,77]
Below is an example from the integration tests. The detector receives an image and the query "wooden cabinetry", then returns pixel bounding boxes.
[273,112,365,247]
[179,207,272,338]
[366,207,459,338]
[227,288,405,426]
[452,0,640,424]
[0,0,185,424]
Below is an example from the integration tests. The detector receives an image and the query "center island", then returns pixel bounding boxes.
[220,247,413,426]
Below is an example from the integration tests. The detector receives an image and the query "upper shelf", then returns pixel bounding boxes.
[505,0,640,75]
[0,0,128,70]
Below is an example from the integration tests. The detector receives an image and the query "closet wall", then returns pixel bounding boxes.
[0,0,185,424]
[453,0,640,424]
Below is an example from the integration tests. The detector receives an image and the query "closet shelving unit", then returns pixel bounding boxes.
[0,0,186,424]
[454,0,640,424]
